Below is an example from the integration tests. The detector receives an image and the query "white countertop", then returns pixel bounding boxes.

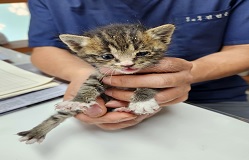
[1,98,249,160]
[1,47,249,160]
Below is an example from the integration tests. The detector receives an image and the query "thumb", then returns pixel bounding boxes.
[63,82,83,101]
[83,97,107,117]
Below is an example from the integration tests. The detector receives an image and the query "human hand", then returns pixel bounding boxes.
[63,70,137,127]
[63,71,107,117]
[103,57,193,107]
[75,57,192,130]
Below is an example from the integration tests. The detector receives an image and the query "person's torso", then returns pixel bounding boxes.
[44,0,248,103]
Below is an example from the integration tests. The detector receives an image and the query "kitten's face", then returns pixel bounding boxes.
[60,24,175,74]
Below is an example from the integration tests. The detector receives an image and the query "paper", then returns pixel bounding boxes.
[0,60,59,99]
[0,83,67,114]
[0,82,59,99]
[0,53,9,61]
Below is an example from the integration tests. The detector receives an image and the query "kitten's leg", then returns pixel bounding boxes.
[17,111,76,144]
[114,88,161,115]
[17,73,105,144]
[55,72,105,112]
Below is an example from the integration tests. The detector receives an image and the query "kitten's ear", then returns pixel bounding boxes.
[146,24,175,44]
[59,34,90,52]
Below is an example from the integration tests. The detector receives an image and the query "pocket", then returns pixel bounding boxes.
[167,8,231,61]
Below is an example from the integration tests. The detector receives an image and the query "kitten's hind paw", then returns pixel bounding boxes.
[17,130,46,144]
[55,100,98,112]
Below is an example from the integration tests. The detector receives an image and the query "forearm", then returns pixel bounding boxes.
[191,44,249,83]
[31,46,95,81]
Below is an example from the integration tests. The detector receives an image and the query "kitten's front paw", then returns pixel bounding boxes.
[55,101,98,112]
[128,98,161,115]
[17,130,46,144]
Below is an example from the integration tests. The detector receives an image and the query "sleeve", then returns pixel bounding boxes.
[28,0,64,48]
[224,0,249,45]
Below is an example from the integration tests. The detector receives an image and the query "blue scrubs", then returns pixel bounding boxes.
[28,0,249,103]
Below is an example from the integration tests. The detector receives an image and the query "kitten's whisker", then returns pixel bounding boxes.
[101,68,112,77]
[109,69,116,83]
[100,68,114,82]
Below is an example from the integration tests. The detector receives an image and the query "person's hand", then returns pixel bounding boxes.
[63,70,108,117]
[103,57,193,107]
[75,57,193,130]
[63,70,138,126]
[66,79,139,130]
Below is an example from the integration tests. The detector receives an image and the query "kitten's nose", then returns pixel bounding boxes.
[120,61,134,67]
[121,64,134,68]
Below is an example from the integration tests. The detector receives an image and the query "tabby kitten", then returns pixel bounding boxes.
[17,23,175,144]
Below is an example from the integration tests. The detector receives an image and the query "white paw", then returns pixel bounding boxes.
[55,101,98,112]
[128,98,160,115]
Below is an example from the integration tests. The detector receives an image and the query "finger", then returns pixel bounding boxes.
[82,97,107,117]
[105,89,134,102]
[96,109,161,130]
[159,94,189,107]
[104,84,190,105]
[63,82,83,101]
[75,111,137,124]
[155,84,191,104]
[96,114,149,130]
[100,57,193,75]
[96,121,140,130]
[105,100,129,108]
[102,70,192,88]
[63,75,91,101]
[140,57,193,73]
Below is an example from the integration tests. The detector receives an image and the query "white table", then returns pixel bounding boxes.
[1,98,249,160]
[1,47,249,160]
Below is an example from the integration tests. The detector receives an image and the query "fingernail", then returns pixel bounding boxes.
[85,104,103,117]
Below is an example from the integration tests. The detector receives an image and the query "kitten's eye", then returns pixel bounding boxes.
[101,54,114,60]
[136,51,150,57]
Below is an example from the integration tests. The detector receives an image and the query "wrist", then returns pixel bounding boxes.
[190,58,217,83]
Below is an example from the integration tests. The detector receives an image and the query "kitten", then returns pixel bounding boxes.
[17,23,175,144]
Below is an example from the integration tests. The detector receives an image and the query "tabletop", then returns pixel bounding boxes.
[1,47,249,160]
[1,98,249,160]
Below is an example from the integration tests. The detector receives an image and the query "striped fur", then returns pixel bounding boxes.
[60,24,175,71]
[17,24,175,144]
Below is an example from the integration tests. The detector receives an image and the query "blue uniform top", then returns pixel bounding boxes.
[28,0,249,103]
